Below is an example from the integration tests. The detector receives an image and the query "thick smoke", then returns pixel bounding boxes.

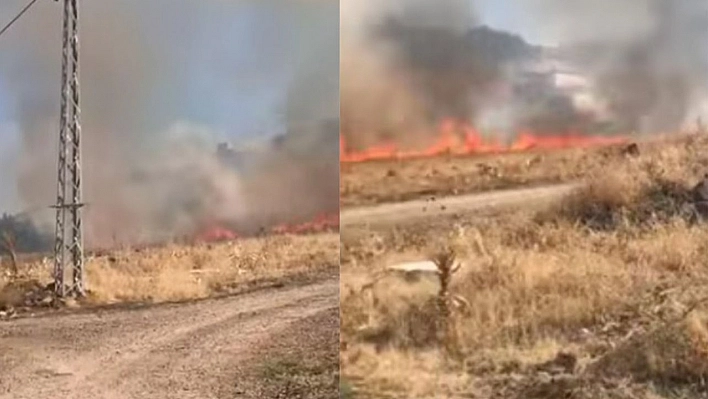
[529,0,708,134]
[341,0,708,150]
[341,0,485,149]
[341,0,553,149]
[244,0,340,230]
[0,0,338,248]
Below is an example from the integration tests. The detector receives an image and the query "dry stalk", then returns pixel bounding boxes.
[0,230,18,275]
[432,250,456,318]
[431,248,464,356]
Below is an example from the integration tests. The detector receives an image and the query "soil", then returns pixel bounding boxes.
[0,275,338,399]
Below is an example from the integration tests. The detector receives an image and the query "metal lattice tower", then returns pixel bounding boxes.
[53,0,84,298]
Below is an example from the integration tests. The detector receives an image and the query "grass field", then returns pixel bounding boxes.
[340,133,703,208]
[340,135,708,398]
[0,232,338,313]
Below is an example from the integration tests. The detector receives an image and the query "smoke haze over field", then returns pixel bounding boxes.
[341,0,708,149]
[340,0,484,149]
[0,0,338,247]
[529,0,708,133]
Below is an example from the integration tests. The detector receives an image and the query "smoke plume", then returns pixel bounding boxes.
[341,0,708,150]
[0,0,338,247]
[530,0,708,134]
[341,0,486,149]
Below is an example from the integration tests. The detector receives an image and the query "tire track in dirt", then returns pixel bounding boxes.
[0,278,338,399]
[340,183,580,228]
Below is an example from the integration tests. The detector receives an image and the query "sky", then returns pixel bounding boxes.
[0,0,339,213]
[477,0,542,44]
[143,2,297,137]
[0,1,329,135]
[0,0,528,135]
[0,76,9,124]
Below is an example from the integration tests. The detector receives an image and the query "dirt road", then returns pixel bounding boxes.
[0,278,338,399]
[340,182,580,228]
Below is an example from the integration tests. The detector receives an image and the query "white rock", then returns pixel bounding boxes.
[387,260,463,275]
[387,261,440,274]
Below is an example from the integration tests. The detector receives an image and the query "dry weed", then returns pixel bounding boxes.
[1,233,337,309]
[586,309,708,387]
[341,144,708,397]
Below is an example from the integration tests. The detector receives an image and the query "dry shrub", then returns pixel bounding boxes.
[0,231,18,275]
[1,233,337,306]
[455,247,632,350]
[341,274,442,350]
[0,280,38,309]
[621,222,708,274]
[341,244,469,354]
[589,310,708,386]
[341,347,470,399]
[551,179,693,230]
[542,173,641,229]
[538,148,699,230]
[86,233,337,303]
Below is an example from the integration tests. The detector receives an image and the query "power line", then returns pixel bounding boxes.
[0,0,40,40]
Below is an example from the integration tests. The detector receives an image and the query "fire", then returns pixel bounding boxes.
[340,119,629,163]
[195,225,240,243]
[271,213,339,235]
[194,212,339,244]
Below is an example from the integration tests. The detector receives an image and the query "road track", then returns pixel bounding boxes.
[340,183,580,228]
[0,278,337,399]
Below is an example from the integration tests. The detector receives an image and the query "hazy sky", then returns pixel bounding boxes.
[477,1,543,44]
[0,75,9,124]
[0,1,529,134]
[0,0,338,213]
[0,1,332,134]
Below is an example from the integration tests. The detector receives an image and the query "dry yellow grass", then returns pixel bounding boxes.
[1,232,338,308]
[340,133,708,208]
[341,137,708,398]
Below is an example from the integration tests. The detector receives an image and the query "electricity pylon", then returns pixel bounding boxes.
[53,0,84,298]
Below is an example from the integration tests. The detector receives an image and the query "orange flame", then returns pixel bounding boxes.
[195,225,240,243]
[341,119,629,163]
[195,212,339,243]
[271,212,339,235]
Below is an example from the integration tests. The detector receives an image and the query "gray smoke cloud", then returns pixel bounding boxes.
[0,0,338,247]
[341,0,484,150]
[341,0,555,149]
[527,0,708,134]
[341,0,708,150]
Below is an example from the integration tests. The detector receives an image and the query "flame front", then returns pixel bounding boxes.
[271,213,340,235]
[194,212,339,244]
[341,119,629,163]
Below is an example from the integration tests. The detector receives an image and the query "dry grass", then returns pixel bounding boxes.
[340,138,708,398]
[340,133,708,208]
[0,232,338,310]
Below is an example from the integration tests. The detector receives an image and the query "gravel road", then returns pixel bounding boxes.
[0,278,338,399]
[340,183,579,228]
